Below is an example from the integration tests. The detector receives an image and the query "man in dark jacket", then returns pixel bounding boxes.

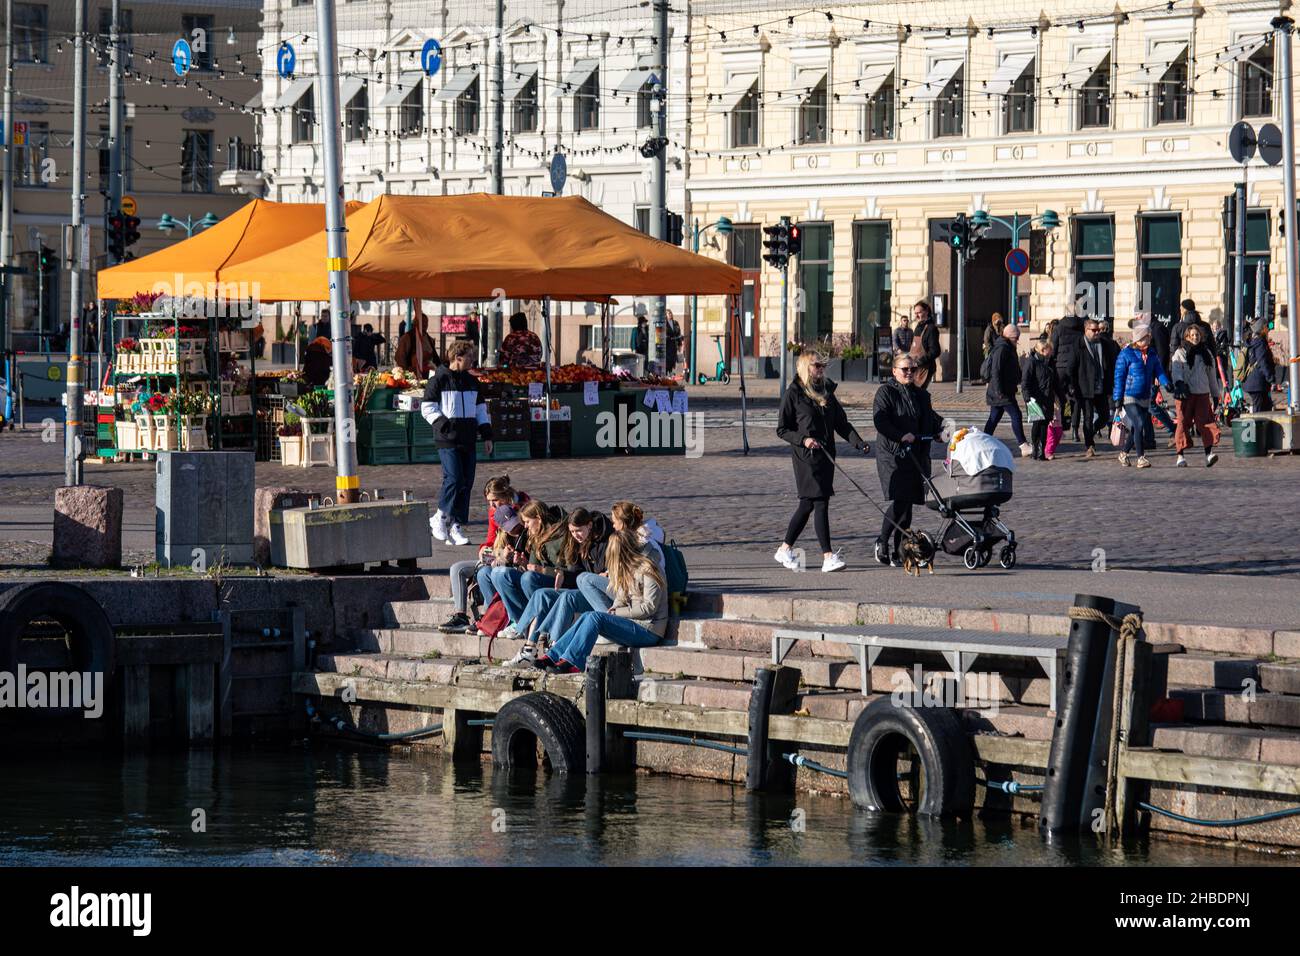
[1050,313,1085,432]
[420,340,493,547]
[1070,319,1120,458]
[1244,319,1276,412]
[908,300,941,389]
[982,323,1031,456]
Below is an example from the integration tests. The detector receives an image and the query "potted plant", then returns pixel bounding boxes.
[176,390,211,451]
[840,344,869,381]
[148,392,178,451]
[278,415,304,467]
[278,370,304,398]
[117,337,140,375]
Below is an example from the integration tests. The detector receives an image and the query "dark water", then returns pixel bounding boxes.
[0,746,1290,866]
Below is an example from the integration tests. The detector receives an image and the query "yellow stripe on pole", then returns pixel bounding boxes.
[336,474,360,490]
[326,257,348,271]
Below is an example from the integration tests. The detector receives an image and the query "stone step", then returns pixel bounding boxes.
[1165,652,1262,691]
[316,651,460,684]
[1150,723,1300,766]
[355,627,526,663]
[1169,687,1300,730]
[381,598,460,628]
[1259,662,1300,696]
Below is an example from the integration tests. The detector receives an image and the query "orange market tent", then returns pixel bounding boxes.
[223,193,742,302]
[95,198,365,300]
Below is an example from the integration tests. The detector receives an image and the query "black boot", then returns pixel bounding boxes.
[874,540,890,566]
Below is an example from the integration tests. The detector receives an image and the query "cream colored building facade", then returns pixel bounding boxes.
[685,0,1294,379]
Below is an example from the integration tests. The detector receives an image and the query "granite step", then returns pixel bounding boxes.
[1150,723,1300,766]
[1169,687,1300,730]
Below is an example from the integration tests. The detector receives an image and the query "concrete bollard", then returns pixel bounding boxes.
[52,485,124,569]
[253,486,315,567]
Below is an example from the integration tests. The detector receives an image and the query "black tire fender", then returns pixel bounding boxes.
[490,691,586,773]
[846,697,975,816]
[0,582,115,681]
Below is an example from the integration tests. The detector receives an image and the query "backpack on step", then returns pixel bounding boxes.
[662,539,689,614]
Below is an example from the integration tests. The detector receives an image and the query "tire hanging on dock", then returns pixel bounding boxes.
[490,691,586,773]
[845,698,975,816]
[0,582,116,681]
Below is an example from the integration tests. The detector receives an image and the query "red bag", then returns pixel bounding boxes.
[1044,421,1063,457]
[474,595,510,638]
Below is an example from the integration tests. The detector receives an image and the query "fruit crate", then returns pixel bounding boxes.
[359,410,411,447]
[478,439,531,461]
[408,414,440,448]
[410,446,441,464]
[359,443,411,465]
[528,422,571,459]
[487,397,531,442]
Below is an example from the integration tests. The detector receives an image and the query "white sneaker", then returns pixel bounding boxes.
[1205,452,1219,468]
[499,623,520,641]
[1136,456,1152,469]
[505,643,537,666]
[821,551,846,573]
[774,546,802,571]
[430,510,448,542]
[595,636,614,646]
[448,523,470,546]
[1019,442,1034,458]
[1118,452,1130,467]
[1175,454,1188,467]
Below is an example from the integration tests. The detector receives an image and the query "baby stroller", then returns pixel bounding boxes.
[918,430,1018,570]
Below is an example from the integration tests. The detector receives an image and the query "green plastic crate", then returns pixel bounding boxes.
[359,443,411,465]
[409,415,440,447]
[364,387,398,411]
[477,439,530,461]
[359,410,411,447]
[409,446,441,464]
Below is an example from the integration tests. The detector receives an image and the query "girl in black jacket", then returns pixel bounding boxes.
[872,353,950,566]
[775,352,871,573]
[1021,339,1058,460]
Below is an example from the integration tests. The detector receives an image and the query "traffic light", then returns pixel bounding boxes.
[787,223,802,258]
[666,211,683,247]
[763,217,790,268]
[1265,291,1277,330]
[123,214,141,249]
[949,213,970,251]
[38,244,57,275]
[107,213,125,261]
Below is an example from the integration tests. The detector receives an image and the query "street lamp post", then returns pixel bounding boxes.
[690,216,732,385]
[970,208,1060,325]
[157,212,220,238]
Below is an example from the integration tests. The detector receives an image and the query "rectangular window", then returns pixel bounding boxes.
[451,77,475,136]
[729,225,761,271]
[798,80,828,144]
[1004,62,1036,133]
[797,223,834,342]
[513,75,538,133]
[634,206,651,235]
[226,136,261,172]
[97,125,133,191]
[345,85,368,142]
[1080,56,1111,128]
[731,84,759,148]
[1155,51,1188,124]
[181,129,213,193]
[1242,40,1273,118]
[1225,208,1271,320]
[292,85,315,144]
[1140,214,1181,325]
[574,72,600,131]
[853,222,892,346]
[934,66,963,138]
[637,82,654,129]
[14,3,49,63]
[181,14,215,71]
[865,75,895,141]
[1072,217,1115,319]
[15,121,50,186]
[96,7,133,64]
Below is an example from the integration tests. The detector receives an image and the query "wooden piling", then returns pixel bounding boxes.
[746,665,800,792]
[443,707,485,762]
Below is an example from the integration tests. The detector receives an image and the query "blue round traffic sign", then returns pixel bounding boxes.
[277,42,296,79]
[421,39,443,77]
[550,153,567,194]
[1005,247,1030,277]
[172,38,192,77]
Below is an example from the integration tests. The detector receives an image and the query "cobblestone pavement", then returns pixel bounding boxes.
[4,388,1299,627]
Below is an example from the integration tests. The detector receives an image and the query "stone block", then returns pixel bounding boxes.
[218,577,335,646]
[331,575,441,637]
[1259,733,1300,767]
[274,500,433,569]
[1175,725,1265,761]
[1166,653,1260,691]
[641,646,747,681]
[1249,694,1300,729]
[1146,785,1238,840]
[722,594,792,621]
[695,618,777,652]
[1258,663,1300,696]
[254,487,315,567]
[1027,614,1070,637]
[52,485,123,569]
[1144,622,1274,657]
[681,681,752,710]
[792,599,860,626]
[633,740,736,782]
[637,678,688,705]
[1274,631,1300,660]
[950,609,1031,634]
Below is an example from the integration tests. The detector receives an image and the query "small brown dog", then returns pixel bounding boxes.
[898,532,936,577]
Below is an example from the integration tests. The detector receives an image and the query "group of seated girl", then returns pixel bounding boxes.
[441,476,669,674]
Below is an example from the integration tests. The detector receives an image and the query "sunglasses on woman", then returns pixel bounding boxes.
[895,366,916,374]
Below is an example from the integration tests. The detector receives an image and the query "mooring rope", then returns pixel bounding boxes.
[1067,606,1145,642]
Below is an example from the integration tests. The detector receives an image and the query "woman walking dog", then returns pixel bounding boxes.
[775,351,871,573]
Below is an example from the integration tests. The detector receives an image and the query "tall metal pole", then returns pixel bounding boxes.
[314,0,359,503]
[778,260,788,400]
[690,219,699,385]
[648,0,668,373]
[956,251,966,394]
[64,0,88,485]
[1276,17,1300,409]
[1008,213,1018,322]
[491,0,504,193]
[108,0,123,255]
[1233,179,1247,347]
[1,0,15,369]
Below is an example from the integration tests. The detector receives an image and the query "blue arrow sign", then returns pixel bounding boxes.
[172,38,192,78]
[277,42,296,79]
[421,39,443,77]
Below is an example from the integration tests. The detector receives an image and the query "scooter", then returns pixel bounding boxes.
[696,335,731,385]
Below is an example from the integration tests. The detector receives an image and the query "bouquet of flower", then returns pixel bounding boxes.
[117,337,140,353]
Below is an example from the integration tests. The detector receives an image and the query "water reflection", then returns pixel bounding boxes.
[0,746,1284,866]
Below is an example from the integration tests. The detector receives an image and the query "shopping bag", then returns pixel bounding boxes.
[1045,421,1064,457]
[1109,415,1129,449]
[1025,399,1045,423]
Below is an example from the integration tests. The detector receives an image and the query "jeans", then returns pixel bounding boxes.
[547,611,662,671]
[437,445,476,525]
[450,559,478,614]
[983,403,1027,446]
[1122,402,1155,456]
[475,564,499,608]
[518,588,591,642]
[576,572,613,612]
[491,567,552,624]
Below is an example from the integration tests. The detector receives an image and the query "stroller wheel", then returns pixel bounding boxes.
[963,546,981,571]
[999,546,1017,570]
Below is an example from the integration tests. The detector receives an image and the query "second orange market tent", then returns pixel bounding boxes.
[95,198,365,300]
[223,193,742,302]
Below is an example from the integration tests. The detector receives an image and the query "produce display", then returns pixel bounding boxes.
[475,363,620,386]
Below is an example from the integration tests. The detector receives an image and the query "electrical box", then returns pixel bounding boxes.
[155,451,255,567]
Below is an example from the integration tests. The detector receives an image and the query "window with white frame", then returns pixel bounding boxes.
[292,85,315,144]
[1154,49,1189,124]
[405,79,428,136]
[574,71,600,131]
[934,65,963,138]
[453,76,477,135]
[1241,38,1273,118]
[1079,53,1111,129]
[345,84,368,142]
[513,74,539,133]
[1001,57,1036,133]
[865,73,895,141]
[798,79,828,144]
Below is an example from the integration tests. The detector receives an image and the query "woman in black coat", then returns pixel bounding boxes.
[872,352,950,567]
[1244,319,1276,412]
[775,352,871,573]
